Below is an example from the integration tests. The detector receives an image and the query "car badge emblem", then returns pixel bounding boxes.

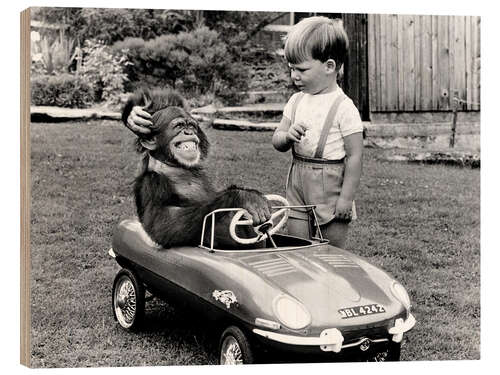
[212,290,238,309]
[359,338,371,351]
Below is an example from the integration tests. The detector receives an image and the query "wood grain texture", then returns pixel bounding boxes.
[368,14,480,113]
[341,14,369,120]
[431,15,439,110]
[390,14,399,111]
[437,16,450,110]
[465,16,473,111]
[421,15,433,110]
[368,14,377,113]
[403,15,416,111]
[397,15,405,111]
[471,16,481,111]
[414,15,422,111]
[453,16,466,110]
[379,14,387,111]
[377,14,383,110]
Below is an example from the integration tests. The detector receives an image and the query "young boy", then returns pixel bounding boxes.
[272,16,363,249]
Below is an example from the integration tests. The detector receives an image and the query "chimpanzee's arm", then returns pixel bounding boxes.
[136,177,270,248]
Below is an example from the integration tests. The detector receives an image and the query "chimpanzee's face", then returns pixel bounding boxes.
[151,108,209,168]
[164,117,200,167]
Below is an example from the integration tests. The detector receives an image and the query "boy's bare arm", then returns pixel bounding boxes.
[335,132,363,218]
[272,117,293,152]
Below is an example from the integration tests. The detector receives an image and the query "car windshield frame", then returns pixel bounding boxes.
[199,204,326,252]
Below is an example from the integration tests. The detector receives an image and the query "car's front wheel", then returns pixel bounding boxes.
[219,326,254,365]
[112,268,145,330]
[368,341,401,361]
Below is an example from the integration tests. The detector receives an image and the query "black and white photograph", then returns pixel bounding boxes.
[12,0,489,372]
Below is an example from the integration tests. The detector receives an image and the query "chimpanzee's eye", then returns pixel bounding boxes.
[173,121,185,130]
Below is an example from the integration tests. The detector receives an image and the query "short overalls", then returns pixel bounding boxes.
[285,92,357,225]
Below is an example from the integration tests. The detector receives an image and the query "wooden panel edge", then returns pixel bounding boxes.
[20,7,31,368]
[367,14,377,113]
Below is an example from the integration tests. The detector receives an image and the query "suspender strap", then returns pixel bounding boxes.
[313,94,347,159]
[290,92,305,125]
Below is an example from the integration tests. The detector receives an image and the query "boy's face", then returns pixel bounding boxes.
[288,58,336,95]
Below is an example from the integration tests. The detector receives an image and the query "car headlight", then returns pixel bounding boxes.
[391,281,411,310]
[273,295,311,330]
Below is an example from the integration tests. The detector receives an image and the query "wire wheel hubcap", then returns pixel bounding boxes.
[371,348,389,362]
[220,336,243,365]
[114,278,137,328]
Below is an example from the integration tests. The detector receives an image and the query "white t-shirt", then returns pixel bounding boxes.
[283,88,363,160]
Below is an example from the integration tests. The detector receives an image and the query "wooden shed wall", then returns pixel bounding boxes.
[368,14,480,113]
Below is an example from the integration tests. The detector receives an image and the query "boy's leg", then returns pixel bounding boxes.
[287,216,311,239]
[320,220,349,248]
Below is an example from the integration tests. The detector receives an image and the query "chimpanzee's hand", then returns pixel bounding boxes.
[239,190,272,226]
[126,106,154,135]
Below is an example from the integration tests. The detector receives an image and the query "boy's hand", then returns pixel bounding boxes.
[286,122,308,143]
[334,197,353,221]
[126,106,153,135]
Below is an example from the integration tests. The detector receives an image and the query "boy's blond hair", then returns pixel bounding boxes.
[284,16,349,71]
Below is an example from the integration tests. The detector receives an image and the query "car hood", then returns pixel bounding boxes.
[228,245,402,328]
[236,246,381,303]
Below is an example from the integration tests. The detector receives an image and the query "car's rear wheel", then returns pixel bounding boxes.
[112,268,145,330]
[219,326,254,365]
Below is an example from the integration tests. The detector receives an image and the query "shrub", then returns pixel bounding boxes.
[31,74,94,108]
[113,27,249,104]
[30,40,130,109]
[80,40,130,107]
[32,8,196,46]
[31,33,76,76]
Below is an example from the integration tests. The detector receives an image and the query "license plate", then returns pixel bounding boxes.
[338,304,386,319]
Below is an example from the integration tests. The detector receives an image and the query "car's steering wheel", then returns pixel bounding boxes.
[229,194,289,245]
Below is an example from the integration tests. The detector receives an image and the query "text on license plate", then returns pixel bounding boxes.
[338,304,386,319]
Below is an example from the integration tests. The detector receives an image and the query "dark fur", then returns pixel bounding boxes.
[123,89,269,249]
[122,88,188,125]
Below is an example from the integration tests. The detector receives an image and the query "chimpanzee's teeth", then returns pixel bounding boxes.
[179,141,197,151]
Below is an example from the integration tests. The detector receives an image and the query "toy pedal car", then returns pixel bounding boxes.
[109,195,415,364]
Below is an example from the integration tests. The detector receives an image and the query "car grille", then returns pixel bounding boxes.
[340,312,406,344]
[342,325,390,343]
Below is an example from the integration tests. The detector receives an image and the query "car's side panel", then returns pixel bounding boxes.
[112,219,282,328]
[115,254,251,330]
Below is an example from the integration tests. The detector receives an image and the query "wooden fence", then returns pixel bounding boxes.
[368,14,480,113]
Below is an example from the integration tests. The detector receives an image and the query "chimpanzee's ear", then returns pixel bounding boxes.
[139,137,158,150]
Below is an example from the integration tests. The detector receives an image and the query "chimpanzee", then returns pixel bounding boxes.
[122,89,272,249]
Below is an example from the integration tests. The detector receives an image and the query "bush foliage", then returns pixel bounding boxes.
[31,74,95,108]
[31,40,130,108]
[113,27,248,104]
[32,7,196,45]
[80,40,130,106]
[31,8,291,107]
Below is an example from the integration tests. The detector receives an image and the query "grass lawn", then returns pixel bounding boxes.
[29,120,480,367]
